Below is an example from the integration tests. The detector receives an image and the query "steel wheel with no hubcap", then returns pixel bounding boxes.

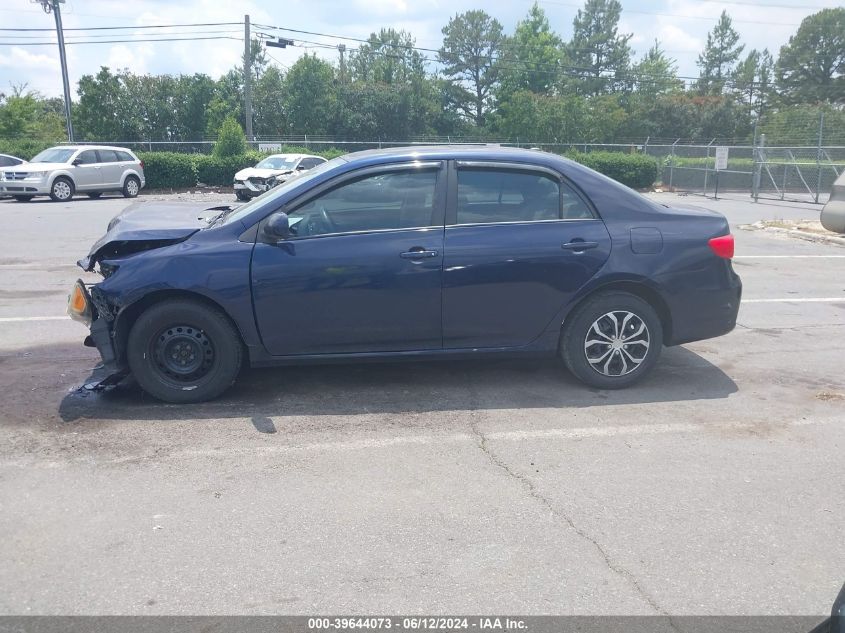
[152,325,215,382]
[584,310,650,377]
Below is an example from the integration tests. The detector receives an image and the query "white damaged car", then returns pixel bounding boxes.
[233,153,327,201]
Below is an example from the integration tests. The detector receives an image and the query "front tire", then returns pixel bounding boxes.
[122,175,141,198]
[235,190,250,201]
[561,291,663,389]
[126,299,243,403]
[49,177,74,202]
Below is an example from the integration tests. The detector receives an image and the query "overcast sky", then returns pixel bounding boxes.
[0,0,841,98]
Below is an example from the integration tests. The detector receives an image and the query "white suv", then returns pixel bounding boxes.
[0,145,145,202]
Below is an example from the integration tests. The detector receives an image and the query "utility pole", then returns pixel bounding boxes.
[338,44,347,83]
[33,0,73,141]
[243,14,253,143]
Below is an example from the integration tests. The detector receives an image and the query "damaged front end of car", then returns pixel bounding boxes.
[69,202,215,389]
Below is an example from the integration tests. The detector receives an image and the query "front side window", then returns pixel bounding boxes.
[457,169,561,224]
[75,150,99,165]
[287,169,438,238]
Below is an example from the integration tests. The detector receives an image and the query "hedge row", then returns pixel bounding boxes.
[0,141,661,190]
[565,151,659,190]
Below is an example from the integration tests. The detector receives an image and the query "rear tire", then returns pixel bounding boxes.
[561,291,663,389]
[122,175,141,198]
[87,192,102,199]
[13,195,33,202]
[126,299,243,403]
[49,177,74,202]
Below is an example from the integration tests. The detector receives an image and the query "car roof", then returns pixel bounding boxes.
[265,153,324,160]
[340,145,574,170]
[56,145,136,153]
[0,153,23,160]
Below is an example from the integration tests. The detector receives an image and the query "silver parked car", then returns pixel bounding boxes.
[0,145,145,202]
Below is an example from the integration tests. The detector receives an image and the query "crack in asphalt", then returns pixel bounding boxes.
[461,371,669,617]
[467,415,670,616]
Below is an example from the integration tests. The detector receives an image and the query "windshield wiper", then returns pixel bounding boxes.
[202,205,236,227]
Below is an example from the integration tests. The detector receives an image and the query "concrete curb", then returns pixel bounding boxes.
[738,224,845,247]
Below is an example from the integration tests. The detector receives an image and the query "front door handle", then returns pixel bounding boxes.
[562,241,599,252]
[400,248,439,259]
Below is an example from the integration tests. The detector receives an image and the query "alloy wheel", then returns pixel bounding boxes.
[584,310,650,377]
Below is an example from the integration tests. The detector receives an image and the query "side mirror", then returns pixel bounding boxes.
[296,164,307,171]
[71,158,83,166]
[263,211,290,241]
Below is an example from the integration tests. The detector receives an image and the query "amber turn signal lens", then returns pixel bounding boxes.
[70,285,87,314]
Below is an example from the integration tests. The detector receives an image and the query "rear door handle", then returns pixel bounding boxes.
[400,248,439,259]
[562,241,599,252]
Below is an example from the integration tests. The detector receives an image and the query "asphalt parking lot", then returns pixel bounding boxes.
[0,190,843,616]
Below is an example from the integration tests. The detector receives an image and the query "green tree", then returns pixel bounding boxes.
[439,10,504,127]
[253,65,287,137]
[75,67,130,140]
[283,54,336,135]
[775,7,845,105]
[350,28,426,85]
[732,49,773,118]
[497,3,563,103]
[0,88,65,141]
[213,115,247,157]
[696,11,744,95]
[630,41,682,98]
[564,0,632,96]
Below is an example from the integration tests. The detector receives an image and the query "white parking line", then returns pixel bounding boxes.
[0,316,68,323]
[734,255,845,259]
[742,298,845,303]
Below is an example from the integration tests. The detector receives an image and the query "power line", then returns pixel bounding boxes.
[0,36,244,46]
[0,21,243,32]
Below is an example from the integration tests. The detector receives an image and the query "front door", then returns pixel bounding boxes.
[71,149,102,190]
[443,163,612,349]
[251,163,446,356]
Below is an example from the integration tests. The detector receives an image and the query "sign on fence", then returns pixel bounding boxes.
[715,146,729,171]
[258,143,282,152]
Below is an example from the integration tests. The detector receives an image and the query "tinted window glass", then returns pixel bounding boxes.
[457,169,560,224]
[76,150,99,165]
[98,149,118,162]
[560,180,594,219]
[288,169,437,238]
[119,151,134,162]
[0,157,10,167]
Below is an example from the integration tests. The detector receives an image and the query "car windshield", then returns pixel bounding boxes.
[30,148,76,163]
[255,156,299,170]
[222,156,348,226]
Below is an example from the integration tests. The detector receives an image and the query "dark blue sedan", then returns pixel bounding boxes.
[69,146,741,403]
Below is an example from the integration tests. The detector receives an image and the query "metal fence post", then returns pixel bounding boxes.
[703,139,715,197]
[669,139,678,190]
[815,110,824,204]
[753,133,765,202]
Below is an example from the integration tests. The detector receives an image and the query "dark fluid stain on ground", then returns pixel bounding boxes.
[251,416,277,434]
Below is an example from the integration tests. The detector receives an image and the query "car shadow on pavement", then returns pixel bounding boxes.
[55,345,737,424]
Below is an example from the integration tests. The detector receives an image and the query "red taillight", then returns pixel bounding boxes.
[139,160,144,169]
[708,234,734,259]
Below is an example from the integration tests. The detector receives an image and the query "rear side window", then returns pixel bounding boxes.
[115,151,134,162]
[457,169,560,224]
[97,149,118,162]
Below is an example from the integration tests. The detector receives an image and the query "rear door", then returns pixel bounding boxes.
[443,161,611,349]
[96,149,123,188]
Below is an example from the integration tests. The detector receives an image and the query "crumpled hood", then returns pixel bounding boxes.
[78,201,229,271]
[234,167,294,180]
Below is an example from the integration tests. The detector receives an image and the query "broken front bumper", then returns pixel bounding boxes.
[68,280,127,388]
